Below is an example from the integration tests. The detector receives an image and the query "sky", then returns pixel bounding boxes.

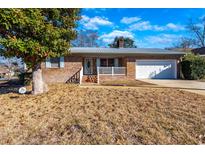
[78,8,205,48]
[1,8,205,63]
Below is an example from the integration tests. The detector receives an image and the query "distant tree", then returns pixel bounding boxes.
[73,30,99,47]
[172,37,196,51]
[0,9,80,94]
[187,17,205,47]
[109,36,137,48]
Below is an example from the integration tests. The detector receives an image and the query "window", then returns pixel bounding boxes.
[100,59,107,67]
[50,57,60,68]
[100,58,115,67]
[108,59,114,67]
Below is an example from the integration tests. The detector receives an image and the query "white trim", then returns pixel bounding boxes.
[79,67,83,84]
[114,58,119,67]
[97,67,99,84]
[98,67,126,76]
[100,74,125,76]
[96,58,100,67]
[135,59,177,79]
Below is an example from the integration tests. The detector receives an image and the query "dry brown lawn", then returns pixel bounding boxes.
[101,80,155,87]
[0,83,205,144]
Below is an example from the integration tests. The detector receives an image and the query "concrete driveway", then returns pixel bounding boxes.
[140,79,205,96]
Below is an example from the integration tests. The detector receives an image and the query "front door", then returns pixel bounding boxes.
[84,58,93,75]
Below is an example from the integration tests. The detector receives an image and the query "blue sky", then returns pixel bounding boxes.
[78,8,205,48]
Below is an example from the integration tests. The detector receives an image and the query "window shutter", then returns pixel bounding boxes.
[45,58,51,68]
[114,58,118,67]
[60,56,64,68]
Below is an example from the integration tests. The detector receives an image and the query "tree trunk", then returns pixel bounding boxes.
[32,63,48,95]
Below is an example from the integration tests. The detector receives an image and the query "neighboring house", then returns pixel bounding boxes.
[166,48,193,52]
[0,65,9,79]
[42,42,185,84]
[192,47,205,56]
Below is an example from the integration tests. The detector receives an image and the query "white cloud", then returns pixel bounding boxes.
[80,15,113,30]
[120,17,141,24]
[129,20,185,31]
[99,30,134,43]
[166,23,185,31]
[81,15,89,22]
[84,8,106,13]
[145,34,180,44]
[129,21,161,31]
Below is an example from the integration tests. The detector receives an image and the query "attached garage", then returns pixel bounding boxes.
[135,60,177,79]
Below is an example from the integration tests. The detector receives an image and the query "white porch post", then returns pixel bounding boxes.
[114,58,119,67]
[97,67,99,84]
[96,58,100,67]
[112,67,114,76]
[80,67,83,84]
[96,58,100,84]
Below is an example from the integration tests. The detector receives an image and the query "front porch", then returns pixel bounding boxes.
[82,57,127,83]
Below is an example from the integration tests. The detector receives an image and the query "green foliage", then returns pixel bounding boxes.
[181,53,205,80]
[0,9,80,69]
[109,36,137,48]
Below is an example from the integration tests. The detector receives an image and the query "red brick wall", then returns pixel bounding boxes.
[42,56,82,83]
[126,57,136,79]
[98,75,128,83]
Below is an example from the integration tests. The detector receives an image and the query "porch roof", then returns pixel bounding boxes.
[70,47,185,56]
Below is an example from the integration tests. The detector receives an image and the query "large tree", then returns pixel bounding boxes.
[0,9,80,94]
[109,36,137,48]
[172,37,196,51]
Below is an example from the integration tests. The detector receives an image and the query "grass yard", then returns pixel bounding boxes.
[0,83,205,144]
[101,80,155,87]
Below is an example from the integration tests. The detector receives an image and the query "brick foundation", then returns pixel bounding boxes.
[98,75,129,83]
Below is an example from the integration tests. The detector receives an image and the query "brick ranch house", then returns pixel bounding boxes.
[41,47,185,84]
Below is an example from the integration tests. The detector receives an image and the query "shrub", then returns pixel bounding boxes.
[181,60,192,79]
[181,53,205,80]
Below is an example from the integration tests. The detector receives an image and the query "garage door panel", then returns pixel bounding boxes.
[136,60,176,79]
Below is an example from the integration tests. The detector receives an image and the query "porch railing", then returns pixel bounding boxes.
[97,67,126,75]
[66,68,81,84]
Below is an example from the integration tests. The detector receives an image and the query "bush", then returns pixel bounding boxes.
[181,53,205,80]
[181,60,192,79]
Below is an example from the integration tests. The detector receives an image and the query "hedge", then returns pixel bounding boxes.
[181,53,205,80]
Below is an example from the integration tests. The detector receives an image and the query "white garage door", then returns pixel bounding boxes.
[136,60,177,79]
